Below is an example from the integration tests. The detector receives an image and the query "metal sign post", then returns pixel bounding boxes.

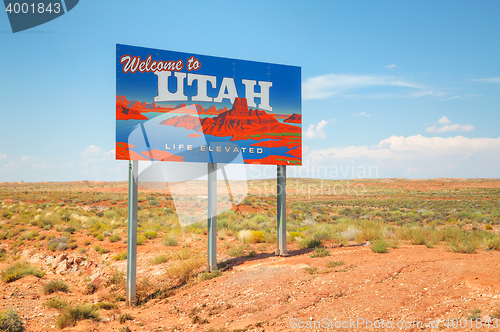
[126,160,138,306]
[276,165,288,256]
[207,163,218,271]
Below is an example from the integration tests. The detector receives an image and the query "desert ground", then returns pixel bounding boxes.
[0,178,499,331]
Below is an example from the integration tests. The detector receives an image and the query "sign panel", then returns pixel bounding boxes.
[116,44,301,165]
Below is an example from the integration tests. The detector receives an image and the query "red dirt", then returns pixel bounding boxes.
[2,242,499,331]
[0,179,499,331]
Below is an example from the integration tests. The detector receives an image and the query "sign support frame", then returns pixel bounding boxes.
[276,165,288,256]
[126,160,138,306]
[207,162,218,272]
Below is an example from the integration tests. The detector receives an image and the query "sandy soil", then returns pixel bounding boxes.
[1,241,499,331]
[0,179,499,331]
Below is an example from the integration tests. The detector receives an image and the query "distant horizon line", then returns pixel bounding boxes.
[1,177,499,184]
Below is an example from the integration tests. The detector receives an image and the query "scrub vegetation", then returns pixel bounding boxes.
[0,179,499,329]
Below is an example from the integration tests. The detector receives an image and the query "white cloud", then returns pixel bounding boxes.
[21,156,31,160]
[308,135,500,162]
[425,117,474,133]
[302,73,443,101]
[352,111,370,117]
[4,161,14,168]
[438,116,451,124]
[471,77,500,84]
[384,64,398,69]
[441,94,481,101]
[303,73,421,100]
[304,119,334,139]
[405,167,419,175]
[82,145,115,162]
[301,135,500,179]
[426,124,474,133]
[32,163,47,170]
[0,153,5,159]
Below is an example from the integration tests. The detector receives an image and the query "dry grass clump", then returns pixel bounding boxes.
[309,247,330,258]
[119,313,134,323]
[151,254,169,265]
[0,309,25,332]
[237,230,253,243]
[56,304,99,329]
[1,261,44,283]
[45,298,69,310]
[165,255,205,285]
[43,280,70,294]
[298,237,322,249]
[370,240,389,253]
[135,276,173,305]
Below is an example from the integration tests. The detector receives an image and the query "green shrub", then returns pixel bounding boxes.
[43,280,69,295]
[370,240,389,253]
[228,245,246,257]
[298,237,322,249]
[45,298,69,310]
[485,225,493,231]
[143,231,157,239]
[93,245,109,254]
[113,252,127,261]
[484,237,500,251]
[0,309,25,332]
[251,231,265,243]
[96,234,104,241]
[119,313,134,324]
[109,234,121,242]
[447,240,477,254]
[309,247,330,258]
[355,221,384,242]
[137,235,147,245]
[172,248,192,260]
[94,302,116,310]
[304,267,318,275]
[289,231,304,240]
[467,307,482,321]
[20,230,38,241]
[47,236,69,251]
[149,200,160,207]
[83,282,98,295]
[198,270,222,281]
[326,260,345,268]
[0,249,7,262]
[150,255,169,265]
[106,270,125,286]
[56,304,99,329]
[163,235,178,246]
[83,240,91,245]
[2,261,45,283]
[64,227,76,234]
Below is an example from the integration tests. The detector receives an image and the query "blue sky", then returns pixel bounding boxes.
[0,0,499,181]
